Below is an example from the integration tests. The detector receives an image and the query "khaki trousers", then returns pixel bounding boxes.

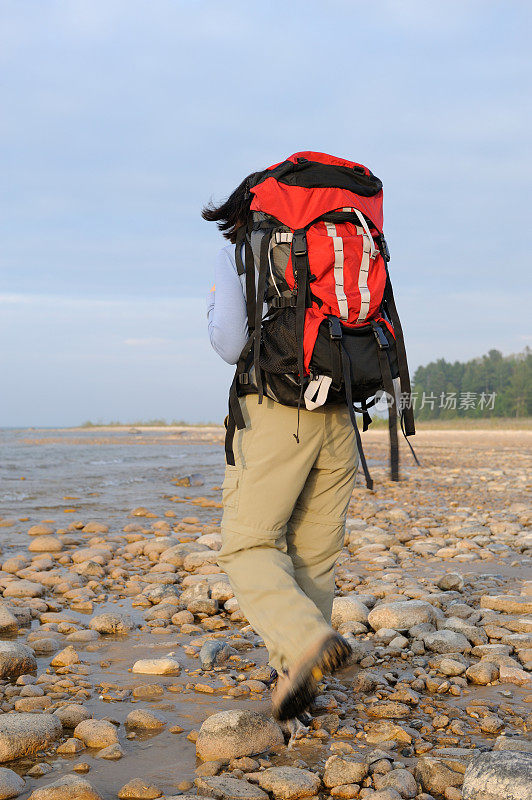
[218,394,358,672]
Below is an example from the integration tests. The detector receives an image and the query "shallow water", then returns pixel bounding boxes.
[0,427,226,531]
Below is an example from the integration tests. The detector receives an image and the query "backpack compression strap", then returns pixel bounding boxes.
[291,228,311,442]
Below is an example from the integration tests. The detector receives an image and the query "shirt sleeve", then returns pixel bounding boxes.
[206,246,248,365]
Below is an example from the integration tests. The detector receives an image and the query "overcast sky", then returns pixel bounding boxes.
[1,0,530,426]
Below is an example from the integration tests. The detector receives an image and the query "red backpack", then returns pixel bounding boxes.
[225,151,416,488]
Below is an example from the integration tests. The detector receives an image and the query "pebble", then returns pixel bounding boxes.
[196,710,284,761]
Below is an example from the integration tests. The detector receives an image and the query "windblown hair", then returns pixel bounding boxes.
[202,173,257,243]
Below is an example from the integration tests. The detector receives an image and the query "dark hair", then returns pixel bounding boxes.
[202,173,257,243]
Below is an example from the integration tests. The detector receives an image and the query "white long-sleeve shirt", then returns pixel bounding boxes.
[206,243,266,365]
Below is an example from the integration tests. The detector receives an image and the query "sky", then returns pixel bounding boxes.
[1,0,531,426]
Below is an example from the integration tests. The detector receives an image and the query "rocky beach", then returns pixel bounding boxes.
[0,425,530,800]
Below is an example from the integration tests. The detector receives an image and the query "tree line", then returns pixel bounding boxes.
[410,348,532,418]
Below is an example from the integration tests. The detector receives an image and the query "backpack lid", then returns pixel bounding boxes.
[249,151,384,232]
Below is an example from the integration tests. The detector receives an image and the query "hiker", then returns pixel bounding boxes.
[203,152,415,721]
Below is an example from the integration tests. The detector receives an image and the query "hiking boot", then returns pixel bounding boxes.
[271,632,351,721]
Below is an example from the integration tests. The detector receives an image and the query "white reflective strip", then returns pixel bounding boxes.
[325,222,348,320]
[304,374,332,410]
[352,209,376,256]
[356,225,371,322]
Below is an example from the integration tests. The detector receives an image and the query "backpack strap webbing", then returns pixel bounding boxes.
[292,228,310,442]
[339,339,373,490]
[372,322,399,482]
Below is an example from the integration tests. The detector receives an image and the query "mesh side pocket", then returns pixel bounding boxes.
[259,308,298,375]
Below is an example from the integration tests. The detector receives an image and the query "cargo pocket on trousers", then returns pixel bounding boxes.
[221,466,241,511]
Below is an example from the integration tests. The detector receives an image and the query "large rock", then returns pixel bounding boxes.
[196,710,284,761]
[27,775,103,800]
[480,595,532,614]
[422,630,471,654]
[125,709,166,730]
[256,767,321,800]
[132,658,181,675]
[368,601,439,632]
[374,769,417,798]
[0,713,62,762]
[196,776,268,800]
[415,757,464,796]
[89,613,135,635]
[0,605,19,636]
[0,767,25,799]
[53,704,92,728]
[331,597,369,628]
[0,643,37,680]
[28,536,63,553]
[323,754,368,787]
[117,779,162,799]
[3,581,44,599]
[73,719,119,749]
[462,751,532,800]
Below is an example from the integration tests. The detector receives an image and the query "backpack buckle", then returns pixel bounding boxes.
[372,322,389,349]
[377,234,390,262]
[328,315,343,340]
[292,230,307,256]
[238,373,250,385]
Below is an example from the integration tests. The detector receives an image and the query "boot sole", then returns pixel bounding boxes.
[272,633,351,721]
